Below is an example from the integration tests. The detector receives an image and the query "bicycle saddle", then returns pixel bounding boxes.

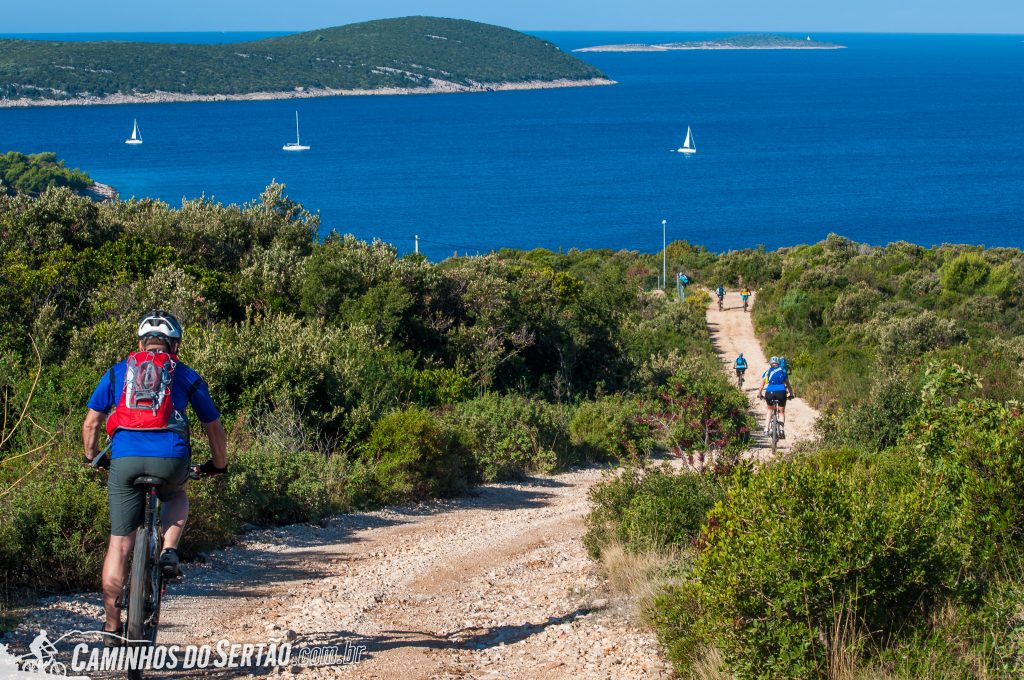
[133,476,166,487]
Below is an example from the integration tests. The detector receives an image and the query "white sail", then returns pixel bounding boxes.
[125,119,143,145]
[676,125,696,154]
[283,111,310,151]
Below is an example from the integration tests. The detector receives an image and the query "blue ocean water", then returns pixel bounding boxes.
[1,31,1022,259]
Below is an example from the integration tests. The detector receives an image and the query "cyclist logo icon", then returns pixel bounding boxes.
[0,629,91,678]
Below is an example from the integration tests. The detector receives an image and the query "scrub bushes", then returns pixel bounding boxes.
[584,464,723,558]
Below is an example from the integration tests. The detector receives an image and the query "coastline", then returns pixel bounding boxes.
[574,44,845,52]
[0,77,615,108]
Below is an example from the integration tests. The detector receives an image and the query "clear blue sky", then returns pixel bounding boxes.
[5,0,1023,34]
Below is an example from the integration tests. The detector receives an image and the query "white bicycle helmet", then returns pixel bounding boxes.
[137,310,183,340]
[769,356,780,365]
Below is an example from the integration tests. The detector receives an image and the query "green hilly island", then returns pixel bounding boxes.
[0,16,609,104]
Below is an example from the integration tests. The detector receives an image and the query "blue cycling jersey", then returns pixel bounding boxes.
[87,360,220,459]
[764,367,788,392]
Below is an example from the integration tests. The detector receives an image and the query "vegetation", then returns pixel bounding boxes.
[0,17,606,102]
[663,34,844,48]
[0,160,749,614]
[587,234,1024,679]
[0,151,92,196]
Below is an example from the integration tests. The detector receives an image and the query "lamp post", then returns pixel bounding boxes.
[661,219,667,290]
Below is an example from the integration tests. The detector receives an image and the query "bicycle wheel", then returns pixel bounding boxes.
[770,413,779,455]
[126,526,152,679]
[127,526,150,640]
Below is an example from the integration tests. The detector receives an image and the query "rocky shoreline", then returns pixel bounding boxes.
[0,77,615,108]
[575,44,845,52]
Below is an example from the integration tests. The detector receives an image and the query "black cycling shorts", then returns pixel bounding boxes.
[764,391,787,407]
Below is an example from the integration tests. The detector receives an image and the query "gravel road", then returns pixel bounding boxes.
[706,291,820,455]
[7,469,669,679]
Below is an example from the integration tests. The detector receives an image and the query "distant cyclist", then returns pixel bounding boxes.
[758,356,795,439]
[83,310,228,638]
[740,287,751,312]
[734,353,748,385]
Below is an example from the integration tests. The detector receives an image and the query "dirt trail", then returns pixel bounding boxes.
[10,470,668,679]
[706,291,820,453]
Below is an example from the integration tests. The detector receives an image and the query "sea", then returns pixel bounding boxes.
[1,31,1022,260]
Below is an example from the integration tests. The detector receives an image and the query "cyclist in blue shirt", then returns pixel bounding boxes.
[758,356,795,439]
[734,353,747,382]
[83,310,228,637]
[715,285,726,306]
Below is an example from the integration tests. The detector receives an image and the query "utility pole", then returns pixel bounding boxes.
[414,235,419,255]
[661,219,667,290]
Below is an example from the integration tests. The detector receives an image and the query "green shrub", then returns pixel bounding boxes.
[443,394,574,481]
[360,407,470,503]
[584,464,722,558]
[569,396,654,462]
[0,452,109,597]
[665,452,958,679]
[223,447,346,526]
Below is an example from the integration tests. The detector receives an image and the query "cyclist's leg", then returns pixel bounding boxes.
[105,458,145,631]
[152,456,191,550]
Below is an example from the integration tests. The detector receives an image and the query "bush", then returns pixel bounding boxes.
[662,452,958,679]
[442,394,574,481]
[584,464,722,558]
[359,407,470,503]
[0,452,109,597]
[569,396,654,462]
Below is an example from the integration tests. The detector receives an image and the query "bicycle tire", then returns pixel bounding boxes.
[770,412,779,455]
[126,526,150,679]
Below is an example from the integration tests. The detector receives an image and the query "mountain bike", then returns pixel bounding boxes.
[760,395,781,455]
[735,368,745,389]
[717,295,724,311]
[742,296,749,313]
[93,453,205,679]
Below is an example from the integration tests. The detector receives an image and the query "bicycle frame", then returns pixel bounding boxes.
[124,482,166,680]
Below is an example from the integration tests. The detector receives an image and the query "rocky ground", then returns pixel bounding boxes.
[6,469,669,679]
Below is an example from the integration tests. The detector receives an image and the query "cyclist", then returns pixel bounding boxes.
[740,286,751,311]
[83,310,228,637]
[734,353,747,383]
[758,356,795,439]
[715,285,726,309]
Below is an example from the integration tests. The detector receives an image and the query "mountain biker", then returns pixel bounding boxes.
[715,285,726,303]
[740,286,751,311]
[758,356,795,439]
[734,353,747,381]
[82,310,228,637]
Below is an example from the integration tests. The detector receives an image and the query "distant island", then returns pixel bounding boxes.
[575,33,845,52]
[0,16,613,107]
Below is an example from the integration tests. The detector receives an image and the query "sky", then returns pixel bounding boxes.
[3,0,1023,34]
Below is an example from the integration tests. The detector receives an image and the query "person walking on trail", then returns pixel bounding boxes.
[758,356,795,439]
[82,310,228,637]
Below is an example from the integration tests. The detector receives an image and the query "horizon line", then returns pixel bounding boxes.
[1,27,1023,37]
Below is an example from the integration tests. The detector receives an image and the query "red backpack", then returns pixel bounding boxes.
[106,350,180,436]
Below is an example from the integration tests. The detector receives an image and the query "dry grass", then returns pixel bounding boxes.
[595,540,674,626]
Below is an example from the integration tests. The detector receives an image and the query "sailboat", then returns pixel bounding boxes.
[282,111,310,151]
[124,119,143,145]
[675,126,696,154]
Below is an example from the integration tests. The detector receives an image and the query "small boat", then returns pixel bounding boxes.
[282,111,310,151]
[124,119,143,145]
[675,126,696,154]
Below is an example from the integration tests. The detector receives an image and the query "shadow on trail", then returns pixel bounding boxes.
[157,607,595,677]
